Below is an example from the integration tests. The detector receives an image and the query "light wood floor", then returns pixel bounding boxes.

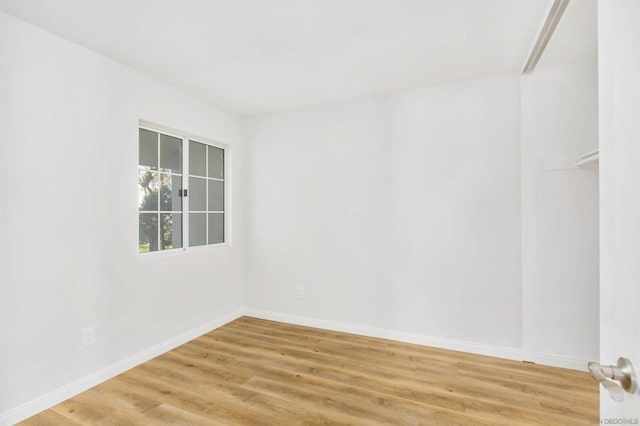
[21,317,598,425]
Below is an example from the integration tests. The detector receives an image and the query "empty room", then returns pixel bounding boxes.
[1,0,639,424]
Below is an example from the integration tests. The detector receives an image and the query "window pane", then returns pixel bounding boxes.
[160,134,182,174]
[208,213,224,244]
[139,213,158,253]
[208,146,224,179]
[189,213,206,246]
[208,179,224,211]
[139,129,158,170]
[160,174,182,212]
[138,171,158,211]
[189,141,206,176]
[189,177,206,211]
[160,213,182,250]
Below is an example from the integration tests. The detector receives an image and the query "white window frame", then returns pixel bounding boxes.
[138,119,230,256]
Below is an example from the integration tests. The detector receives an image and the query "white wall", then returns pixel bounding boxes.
[0,13,245,417]
[245,74,523,352]
[521,60,599,369]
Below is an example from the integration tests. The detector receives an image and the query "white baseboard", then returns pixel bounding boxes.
[0,308,244,426]
[244,308,523,362]
[245,309,592,372]
[533,352,590,372]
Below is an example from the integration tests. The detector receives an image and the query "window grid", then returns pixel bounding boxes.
[140,132,184,252]
[187,142,225,247]
[139,125,225,254]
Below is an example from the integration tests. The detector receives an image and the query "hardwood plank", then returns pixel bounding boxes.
[20,409,83,426]
[137,403,221,426]
[234,317,594,388]
[20,316,599,425]
[191,326,596,421]
[136,356,350,424]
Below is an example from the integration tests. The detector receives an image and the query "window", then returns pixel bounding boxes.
[138,124,225,253]
[188,141,225,246]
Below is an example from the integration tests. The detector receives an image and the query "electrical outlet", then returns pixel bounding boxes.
[82,327,96,348]
[297,286,304,300]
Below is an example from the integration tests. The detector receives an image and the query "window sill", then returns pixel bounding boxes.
[138,243,229,259]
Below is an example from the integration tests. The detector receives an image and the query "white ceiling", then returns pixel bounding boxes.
[2,0,552,114]
[538,0,597,68]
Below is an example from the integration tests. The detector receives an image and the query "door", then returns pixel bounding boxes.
[598,0,640,418]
